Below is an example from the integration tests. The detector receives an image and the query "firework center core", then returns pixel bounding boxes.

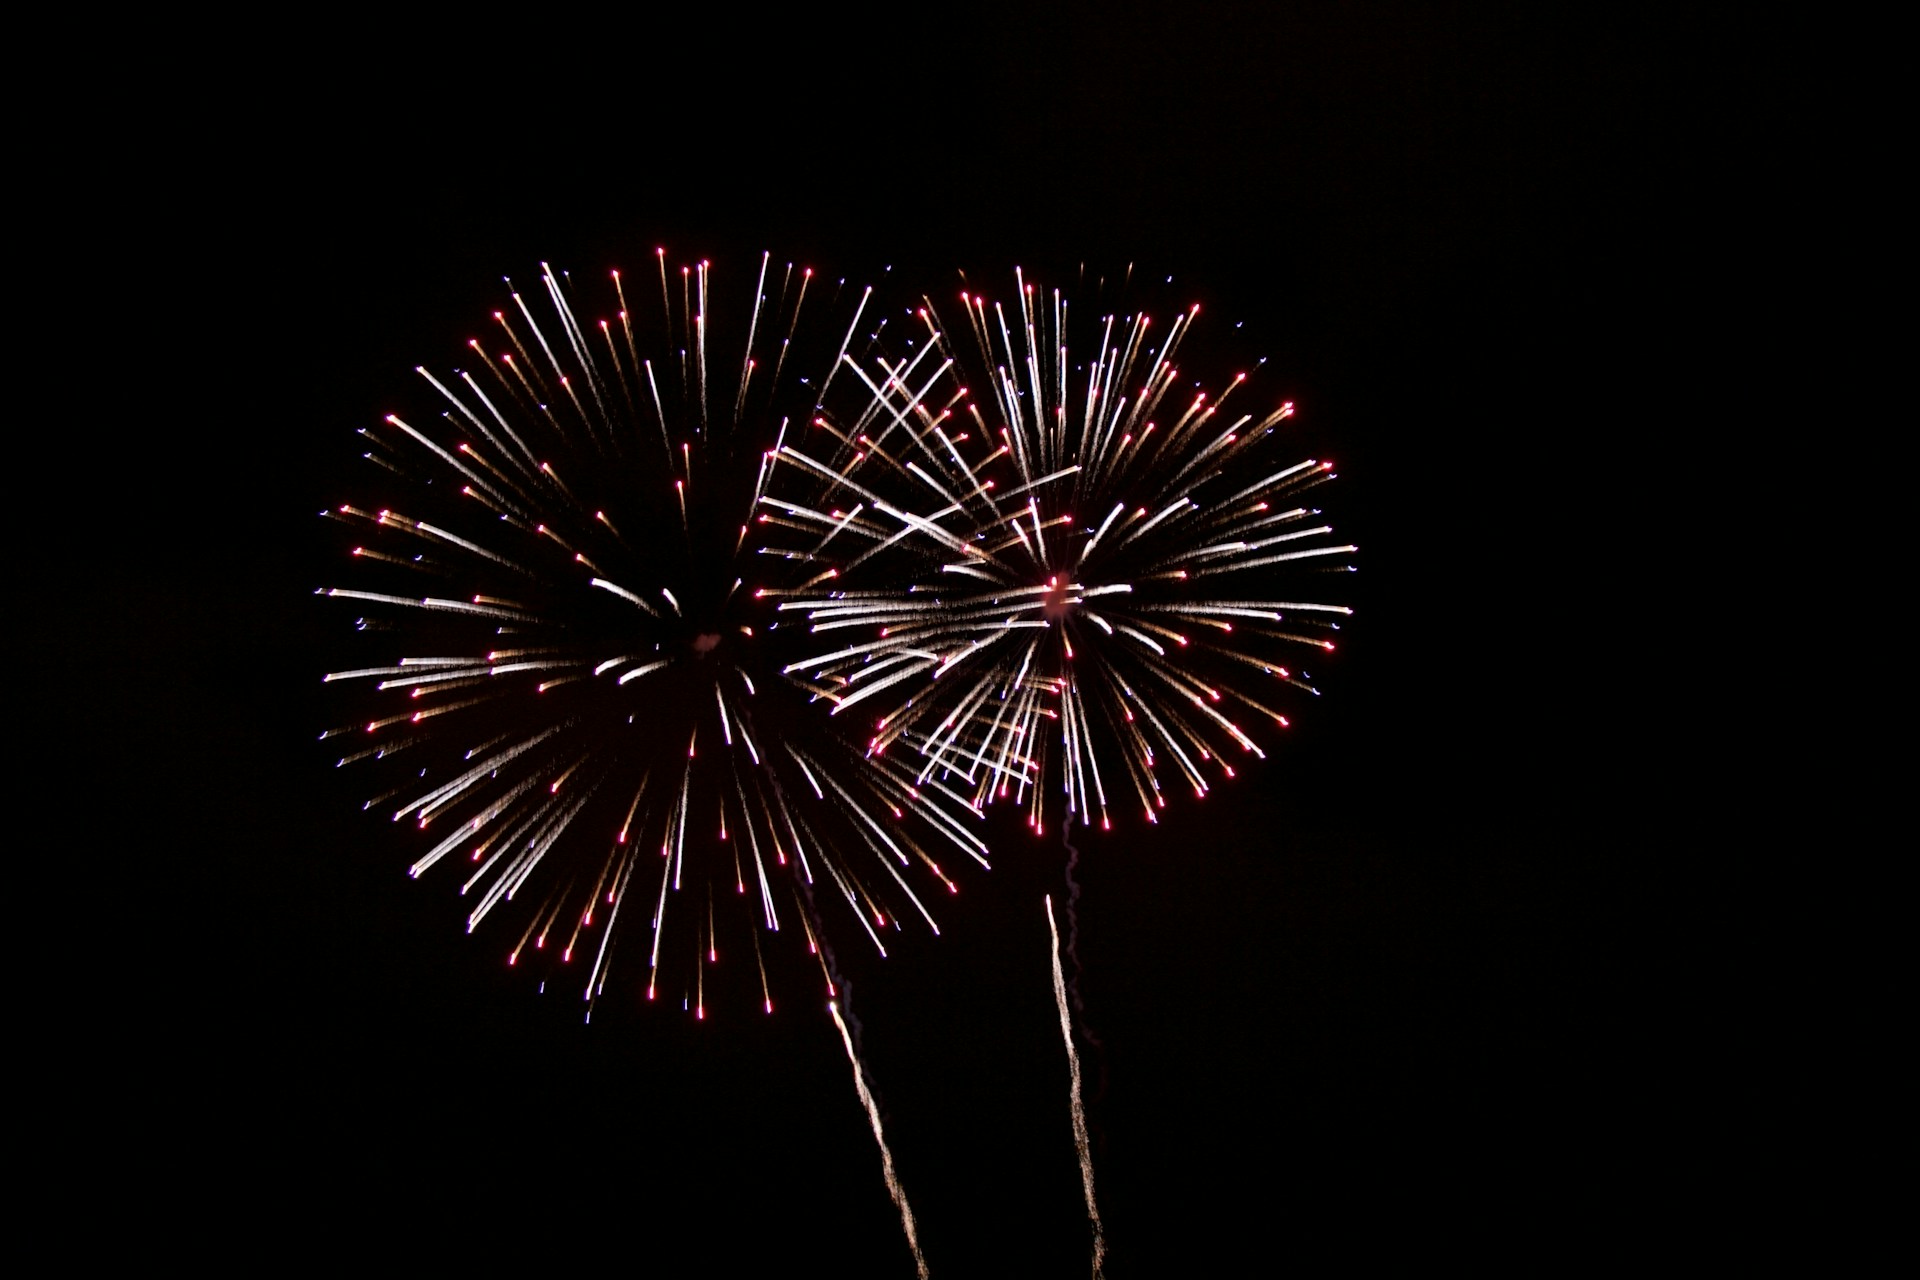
[692,632,723,655]
[1041,577,1076,621]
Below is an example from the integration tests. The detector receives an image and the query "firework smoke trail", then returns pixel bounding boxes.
[1047,893,1107,1278]
[1060,823,1100,1041]
[830,998,929,1279]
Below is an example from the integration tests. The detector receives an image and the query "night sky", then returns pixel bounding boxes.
[56,6,1797,1272]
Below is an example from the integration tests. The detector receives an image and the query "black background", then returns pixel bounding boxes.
[45,4,1805,1272]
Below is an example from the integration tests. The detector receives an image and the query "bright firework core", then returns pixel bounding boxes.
[1040,576,1076,621]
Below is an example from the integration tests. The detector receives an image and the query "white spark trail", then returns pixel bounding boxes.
[1047,894,1107,1279]
[830,1000,928,1280]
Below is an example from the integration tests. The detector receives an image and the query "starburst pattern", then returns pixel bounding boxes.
[762,267,1355,833]
[319,253,987,1019]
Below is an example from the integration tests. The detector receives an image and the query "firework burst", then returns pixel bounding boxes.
[319,252,988,1020]
[762,267,1356,834]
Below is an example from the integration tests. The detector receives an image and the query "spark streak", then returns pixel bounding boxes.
[1048,894,1107,1279]
[830,999,929,1280]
